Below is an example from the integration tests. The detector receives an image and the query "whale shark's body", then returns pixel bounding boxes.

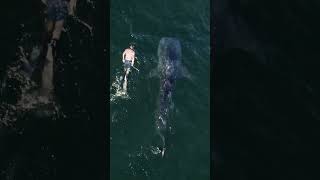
[153,37,188,157]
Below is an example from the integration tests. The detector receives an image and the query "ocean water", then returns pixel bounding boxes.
[110,0,210,179]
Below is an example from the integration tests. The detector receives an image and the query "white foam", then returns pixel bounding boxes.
[110,74,130,102]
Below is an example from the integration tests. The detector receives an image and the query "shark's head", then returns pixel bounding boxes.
[158,37,181,63]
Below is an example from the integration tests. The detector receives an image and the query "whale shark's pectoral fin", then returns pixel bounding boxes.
[149,68,160,78]
[177,63,193,80]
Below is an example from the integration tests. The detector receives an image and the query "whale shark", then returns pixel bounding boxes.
[151,37,190,157]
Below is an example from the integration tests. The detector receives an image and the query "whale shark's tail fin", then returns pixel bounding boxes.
[161,147,166,157]
[152,131,166,158]
[160,133,166,158]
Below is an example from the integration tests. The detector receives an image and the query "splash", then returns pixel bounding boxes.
[0,45,63,128]
[126,145,154,178]
[124,144,168,179]
[150,146,162,155]
[110,74,130,102]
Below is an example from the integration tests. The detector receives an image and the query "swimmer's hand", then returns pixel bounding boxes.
[122,59,125,63]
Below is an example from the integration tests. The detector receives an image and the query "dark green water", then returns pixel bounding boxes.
[110,0,210,179]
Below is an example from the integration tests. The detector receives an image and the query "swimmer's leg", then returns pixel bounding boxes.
[40,20,54,59]
[122,68,130,92]
[40,42,54,98]
[52,20,64,40]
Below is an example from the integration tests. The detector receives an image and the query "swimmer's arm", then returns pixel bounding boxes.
[131,52,135,66]
[122,51,126,62]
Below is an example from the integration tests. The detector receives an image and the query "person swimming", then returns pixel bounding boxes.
[40,0,77,97]
[121,44,135,91]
